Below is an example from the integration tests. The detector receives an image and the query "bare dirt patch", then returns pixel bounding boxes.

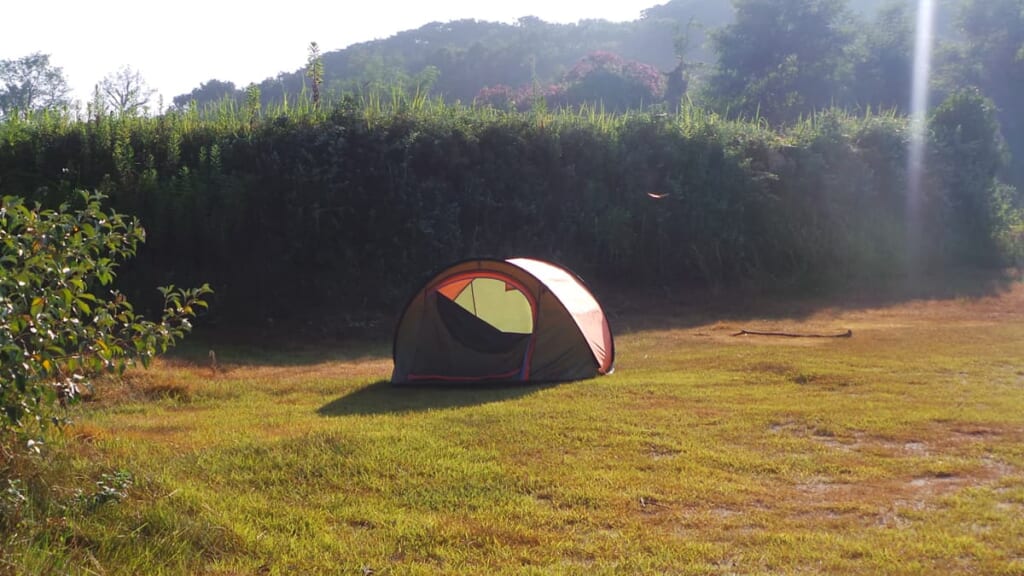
[790,472,982,528]
[780,421,1024,528]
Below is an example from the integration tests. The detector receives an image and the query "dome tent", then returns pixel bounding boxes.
[392,258,614,384]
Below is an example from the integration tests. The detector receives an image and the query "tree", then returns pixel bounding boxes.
[929,88,1020,263]
[707,0,855,124]
[171,79,240,110]
[850,0,914,113]
[474,52,665,113]
[0,53,72,118]
[0,192,211,436]
[560,51,666,112]
[98,66,157,116]
[663,18,703,108]
[953,0,1024,189]
[307,42,324,105]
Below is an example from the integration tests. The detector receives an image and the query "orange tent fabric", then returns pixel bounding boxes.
[507,258,613,375]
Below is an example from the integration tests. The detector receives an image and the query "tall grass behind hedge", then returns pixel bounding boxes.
[0,93,1017,322]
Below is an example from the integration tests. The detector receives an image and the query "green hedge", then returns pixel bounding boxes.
[1,95,1019,322]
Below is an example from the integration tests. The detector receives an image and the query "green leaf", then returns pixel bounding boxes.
[45,345,66,357]
[76,298,92,315]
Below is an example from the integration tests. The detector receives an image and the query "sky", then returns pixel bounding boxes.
[1,0,659,107]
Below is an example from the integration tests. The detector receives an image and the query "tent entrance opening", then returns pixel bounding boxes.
[435,275,534,355]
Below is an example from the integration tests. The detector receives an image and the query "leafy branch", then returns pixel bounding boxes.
[0,191,211,434]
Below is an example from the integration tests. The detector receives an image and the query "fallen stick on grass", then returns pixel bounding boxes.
[731,329,853,338]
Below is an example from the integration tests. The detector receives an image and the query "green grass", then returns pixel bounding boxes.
[4,284,1024,575]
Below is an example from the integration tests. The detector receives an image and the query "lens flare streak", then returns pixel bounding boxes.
[907,0,936,269]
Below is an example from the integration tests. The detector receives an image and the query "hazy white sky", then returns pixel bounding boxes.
[1,0,658,106]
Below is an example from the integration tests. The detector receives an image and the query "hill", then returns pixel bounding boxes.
[176,0,958,110]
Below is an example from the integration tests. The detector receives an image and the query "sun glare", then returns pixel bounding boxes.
[906,0,937,271]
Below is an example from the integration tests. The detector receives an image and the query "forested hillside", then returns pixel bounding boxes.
[172,0,953,113]
[172,1,730,109]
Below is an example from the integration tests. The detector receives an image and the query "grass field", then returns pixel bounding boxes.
[5,277,1024,575]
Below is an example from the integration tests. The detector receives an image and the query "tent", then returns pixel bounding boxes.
[392,258,614,384]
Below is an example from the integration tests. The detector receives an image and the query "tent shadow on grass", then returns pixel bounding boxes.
[318,380,558,416]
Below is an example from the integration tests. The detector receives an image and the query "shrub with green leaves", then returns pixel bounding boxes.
[0,191,210,434]
[0,95,1019,322]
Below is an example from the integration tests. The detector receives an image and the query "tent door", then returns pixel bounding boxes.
[407,275,537,382]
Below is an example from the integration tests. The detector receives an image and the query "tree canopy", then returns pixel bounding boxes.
[707,0,854,124]
[0,53,72,118]
[97,66,157,116]
[952,0,1024,186]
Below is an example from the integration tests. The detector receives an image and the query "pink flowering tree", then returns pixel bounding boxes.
[475,83,568,112]
[475,52,664,113]
[561,52,665,112]
[474,84,517,110]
